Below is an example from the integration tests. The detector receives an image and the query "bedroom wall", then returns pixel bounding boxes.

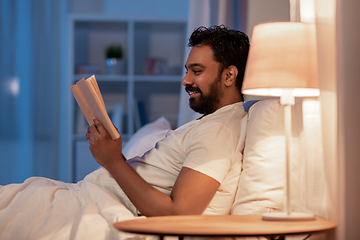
[242,0,290,102]
[245,0,290,38]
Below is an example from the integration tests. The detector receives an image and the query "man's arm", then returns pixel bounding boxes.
[87,118,220,216]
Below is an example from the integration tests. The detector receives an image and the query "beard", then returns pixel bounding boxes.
[186,74,223,115]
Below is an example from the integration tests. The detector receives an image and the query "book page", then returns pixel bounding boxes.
[71,76,120,140]
[70,82,93,126]
[87,75,105,109]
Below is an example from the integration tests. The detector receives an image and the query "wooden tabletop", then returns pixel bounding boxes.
[114,215,336,237]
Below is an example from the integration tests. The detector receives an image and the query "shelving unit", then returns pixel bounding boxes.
[61,14,187,182]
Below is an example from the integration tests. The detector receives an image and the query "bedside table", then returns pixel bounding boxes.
[114,215,336,240]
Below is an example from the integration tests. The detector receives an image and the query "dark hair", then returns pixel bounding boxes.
[188,25,250,99]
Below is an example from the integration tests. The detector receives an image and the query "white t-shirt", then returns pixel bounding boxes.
[127,102,248,215]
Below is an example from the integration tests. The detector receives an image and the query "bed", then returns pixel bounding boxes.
[0,99,324,239]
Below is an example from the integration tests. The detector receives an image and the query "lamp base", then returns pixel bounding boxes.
[262,212,316,221]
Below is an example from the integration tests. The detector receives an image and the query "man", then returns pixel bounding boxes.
[87,25,250,216]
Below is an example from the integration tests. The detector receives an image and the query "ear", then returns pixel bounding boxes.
[223,65,238,87]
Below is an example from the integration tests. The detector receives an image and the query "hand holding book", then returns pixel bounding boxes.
[70,75,120,140]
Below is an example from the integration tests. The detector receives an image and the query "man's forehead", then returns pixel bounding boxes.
[185,45,215,67]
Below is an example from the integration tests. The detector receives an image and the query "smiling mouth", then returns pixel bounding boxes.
[188,91,200,97]
[185,86,201,97]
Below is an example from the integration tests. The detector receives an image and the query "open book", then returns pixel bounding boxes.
[70,75,120,140]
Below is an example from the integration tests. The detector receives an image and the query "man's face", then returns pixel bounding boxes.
[183,45,224,115]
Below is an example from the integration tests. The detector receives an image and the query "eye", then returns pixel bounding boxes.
[193,70,201,75]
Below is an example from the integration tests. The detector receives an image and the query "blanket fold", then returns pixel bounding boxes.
[0,168,145,240]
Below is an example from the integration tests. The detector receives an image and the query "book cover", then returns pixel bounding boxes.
[70,75,120,140]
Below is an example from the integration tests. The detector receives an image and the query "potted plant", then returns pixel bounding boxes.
[105,45,126,75]
[106,45,123,59]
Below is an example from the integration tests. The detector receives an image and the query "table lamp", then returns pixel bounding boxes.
[242,22,319,220]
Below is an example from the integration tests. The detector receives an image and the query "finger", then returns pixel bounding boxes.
[88,123,99,135]
[86,129,90,139]
[93,118,109,136]
[86,128,95,143]
[86,129,91,143]
[88,123,101,144]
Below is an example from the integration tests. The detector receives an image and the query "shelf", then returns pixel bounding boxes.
[74,74,129,82]
[73,133,130,142]
[74,74,183,82]
[134,75,183,82]
[65,14,186,182]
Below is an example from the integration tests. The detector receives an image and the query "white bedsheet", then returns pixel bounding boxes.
[0,168,149,240]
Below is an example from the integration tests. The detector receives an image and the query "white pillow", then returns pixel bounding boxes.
[231,99,304,215]
[123,117,171,159]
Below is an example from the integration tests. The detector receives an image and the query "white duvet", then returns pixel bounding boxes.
[0,168,149,240]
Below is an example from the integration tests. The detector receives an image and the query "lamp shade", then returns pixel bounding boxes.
[242,22,319,97]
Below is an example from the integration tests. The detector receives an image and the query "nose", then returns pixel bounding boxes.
[182,72,193,87]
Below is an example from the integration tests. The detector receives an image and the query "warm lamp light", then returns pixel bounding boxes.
[242,22,319,99]
[242,22,319,221]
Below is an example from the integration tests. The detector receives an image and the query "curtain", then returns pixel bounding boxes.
[0,0,67,185]
[0,0,33,184]
[314,0,338,238]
